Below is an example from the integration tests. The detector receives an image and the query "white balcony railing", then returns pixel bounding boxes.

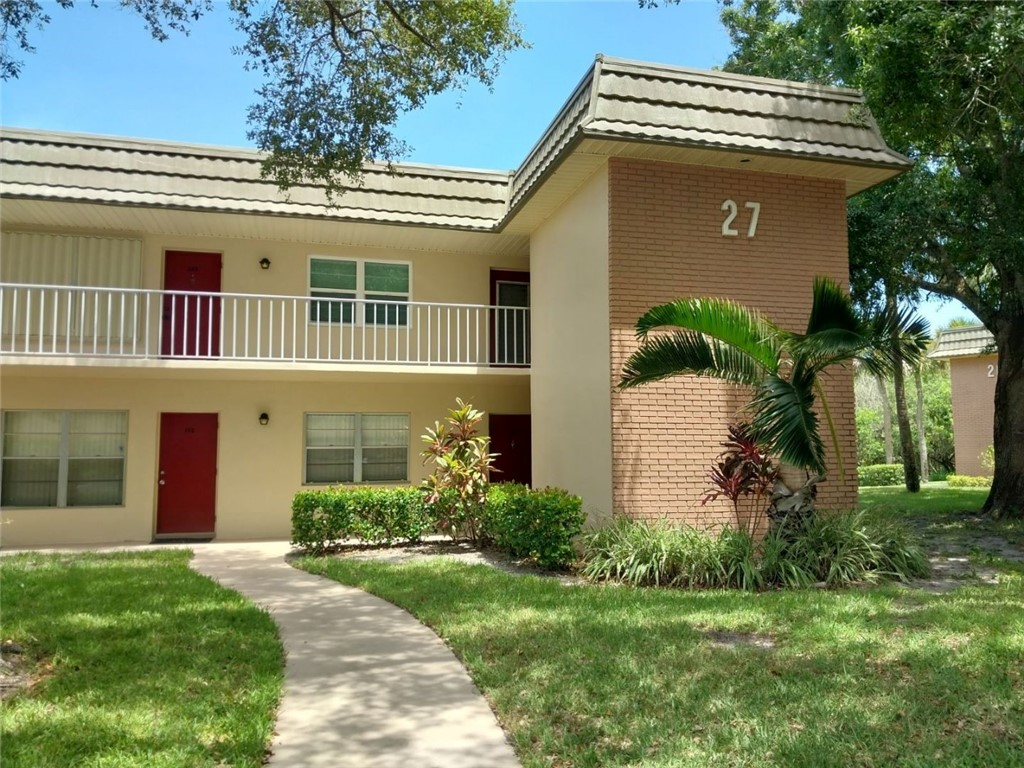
[0,283,530,367]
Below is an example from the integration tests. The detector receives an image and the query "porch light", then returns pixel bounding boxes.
[259,412,270,426]
[258,257,272,270]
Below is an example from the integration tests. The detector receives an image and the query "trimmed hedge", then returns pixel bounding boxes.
[292,483,585,568]
[291,487,431,553]
[947,474,993,488]
[485,484,584,569]
[858,464,905,487]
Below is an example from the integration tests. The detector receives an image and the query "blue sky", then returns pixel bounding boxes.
[0,0,977,328]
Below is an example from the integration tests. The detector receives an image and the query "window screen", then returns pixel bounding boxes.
[308,258,410,326]
[1,410,127,507]
[304,413,408,484]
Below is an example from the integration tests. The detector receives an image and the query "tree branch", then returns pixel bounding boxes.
[379,0,437,51]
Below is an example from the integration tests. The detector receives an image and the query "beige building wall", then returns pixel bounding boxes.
[530,166,614,524]
[0,373,529,548]
[949,355,997,476]
[607,159,857,528]
[0,226,529,303]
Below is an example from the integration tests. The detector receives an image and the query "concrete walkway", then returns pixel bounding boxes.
[189,542,520,768]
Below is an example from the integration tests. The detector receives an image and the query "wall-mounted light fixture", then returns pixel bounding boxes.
[258,257,272,270]
[258,412,270,426]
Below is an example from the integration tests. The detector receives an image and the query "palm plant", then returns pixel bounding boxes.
[619,277,929,481]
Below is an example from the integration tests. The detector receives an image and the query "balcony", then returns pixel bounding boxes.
[0,283,530,370]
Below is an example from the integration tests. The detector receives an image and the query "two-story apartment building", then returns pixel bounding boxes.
[0,56,910,547]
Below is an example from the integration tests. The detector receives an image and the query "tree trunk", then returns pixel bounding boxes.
[915,366,928,482]
[887,290,920,492]
[983,318,1024,518]
[876,374,894,464]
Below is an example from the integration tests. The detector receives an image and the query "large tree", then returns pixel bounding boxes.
[710,0,1024,518]
[1,0,524,197]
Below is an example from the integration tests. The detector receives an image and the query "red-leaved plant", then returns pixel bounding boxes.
[702,423,779,536]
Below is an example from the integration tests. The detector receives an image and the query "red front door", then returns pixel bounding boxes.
[156,413,218,536]
[489,414,532,486]
[162,250,222,357]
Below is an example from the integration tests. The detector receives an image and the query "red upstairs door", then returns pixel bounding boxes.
[489,414,532,486]
[156,413,218,537]
[162,250,222,357]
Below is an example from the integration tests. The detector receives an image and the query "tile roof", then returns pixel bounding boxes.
[1,55,911,232]
[929,325,997,359]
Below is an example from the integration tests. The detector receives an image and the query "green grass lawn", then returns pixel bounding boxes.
[298,488,1024,768]
[861,483,1024,550]
[860,483,990,515]
[0,550,283,768]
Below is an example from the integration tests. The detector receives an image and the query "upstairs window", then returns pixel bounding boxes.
[1,410,128,507]
[309,258,410,326]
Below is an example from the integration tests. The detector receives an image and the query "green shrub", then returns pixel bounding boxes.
[291,487,431,553]
[929,469,950,482]
[580,511,928,590]
[947,474,993,488]
[580,518,735,588]
[484,484,584,569]
[857,463,905,487]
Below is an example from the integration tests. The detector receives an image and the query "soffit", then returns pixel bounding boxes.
[0,198,529,257]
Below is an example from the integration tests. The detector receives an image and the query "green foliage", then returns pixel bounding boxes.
[484,484,584,569]
[0,551,283,767]
[1,1,524,195]
[858,464,906,487]
[621,276,928,477]
[855,361,954,473]
[291,486,431,552]
[981,445,996,473]
[855,407,885,465]
[292,482,584,568]
[715,0,1024,517]
[421,398,498,544]
[948,475,994,489]
[580,511,927,590]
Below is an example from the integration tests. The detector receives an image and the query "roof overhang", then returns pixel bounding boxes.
[1,55,911,240]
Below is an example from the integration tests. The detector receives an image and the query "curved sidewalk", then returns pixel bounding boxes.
[190,542,520,768]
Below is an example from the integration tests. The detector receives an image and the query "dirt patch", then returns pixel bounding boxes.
[902,512,1024,593]
[702,630,776,650]
[0,642,50,700]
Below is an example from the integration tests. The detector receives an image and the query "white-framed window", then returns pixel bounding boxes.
[308,257,411,326]
[304,413,409,484]
[1,410,128,507]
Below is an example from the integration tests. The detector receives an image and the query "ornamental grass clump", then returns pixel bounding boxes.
[581,510,928,590]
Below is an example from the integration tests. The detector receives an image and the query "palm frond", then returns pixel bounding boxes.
[790,327,876,374]
[860,304,932,375]
[805,277,860,336]
[750,373,827,475]
[619,331,767,389]
[634,298,781,372]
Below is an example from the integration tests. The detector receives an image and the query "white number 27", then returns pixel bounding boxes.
[721,200,761,238]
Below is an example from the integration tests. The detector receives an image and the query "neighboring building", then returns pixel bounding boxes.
[0,56,910,547]
[930,325,998,476]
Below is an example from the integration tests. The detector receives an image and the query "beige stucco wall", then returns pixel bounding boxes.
[949,355,997,476]
[0,372,529,548]
[529,166,613,524]
[1,226,529,304]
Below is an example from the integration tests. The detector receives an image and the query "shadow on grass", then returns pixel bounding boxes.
[300,556,1024,768]
[0,551,282,768]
